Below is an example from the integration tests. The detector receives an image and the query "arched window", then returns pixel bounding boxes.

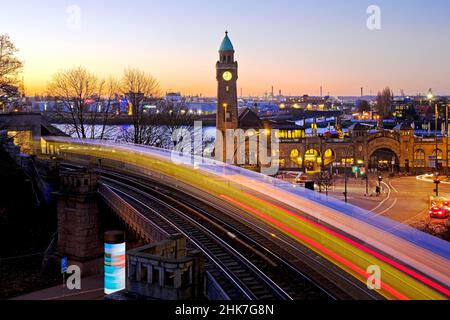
[414,149,425,168]
[432,149,443,160]
[290,149,302,167]
[323,149,336,166]
[305,149,321,172]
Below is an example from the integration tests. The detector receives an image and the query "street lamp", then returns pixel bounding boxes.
[378,175,383,195]
[343,145,353,203]
[428,91,439,172]
[434,172,440,197]
[435,103,439,172]
[365,159,369,196]
[447,103,450,177]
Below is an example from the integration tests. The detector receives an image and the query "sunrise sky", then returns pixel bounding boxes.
[1,0,450,97]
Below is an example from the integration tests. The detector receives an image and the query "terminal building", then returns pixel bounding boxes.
[214,32,450,175]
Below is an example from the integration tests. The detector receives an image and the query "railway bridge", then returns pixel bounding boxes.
[36,136,450,301]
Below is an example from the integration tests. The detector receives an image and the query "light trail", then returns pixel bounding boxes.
[220,194,410,300]
[39,137,450,300]
[221,173,450,289]
[237,192,450,298]
[417,174,450,185]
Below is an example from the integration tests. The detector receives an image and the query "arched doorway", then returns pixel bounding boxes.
[323,149,336,167]
[370,148,399,172]
[305,149,321,173]
[290,149,302,168]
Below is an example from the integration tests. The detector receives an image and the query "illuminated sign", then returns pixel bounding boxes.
[104,231,126,295]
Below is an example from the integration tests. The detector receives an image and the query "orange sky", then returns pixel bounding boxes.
[3,0,450,98]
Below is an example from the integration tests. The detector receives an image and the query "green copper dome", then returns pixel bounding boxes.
[219,31,234,52]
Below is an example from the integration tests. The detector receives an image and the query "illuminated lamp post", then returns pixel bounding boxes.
[428,91,439,173]
[446,103,449,177]
[343,145,354,203]
[434,173,440,198]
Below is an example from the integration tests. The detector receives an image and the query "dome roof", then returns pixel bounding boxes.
[219,31,234,52]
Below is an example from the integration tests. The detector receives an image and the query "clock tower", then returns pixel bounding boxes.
[216,31,239,162]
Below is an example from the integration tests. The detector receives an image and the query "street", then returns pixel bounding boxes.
[326,174,450,226]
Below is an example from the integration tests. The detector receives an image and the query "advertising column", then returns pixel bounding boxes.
[104,231,126,295]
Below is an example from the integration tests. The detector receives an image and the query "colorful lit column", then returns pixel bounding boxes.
[104,231,126,295]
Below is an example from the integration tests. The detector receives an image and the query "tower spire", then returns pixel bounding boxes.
[219,31,234,52]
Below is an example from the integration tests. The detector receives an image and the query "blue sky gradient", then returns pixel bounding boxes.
[1,0,450,96]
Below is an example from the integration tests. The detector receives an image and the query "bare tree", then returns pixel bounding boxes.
[121,110,164,146]
[357,100,371,113]
[161,103,196,149]
[0,34,24,110]
[121,68,160,144]
[315,171,334,195]
[87,76,120,140]
[47,66,119,139]
[375,87,394,119]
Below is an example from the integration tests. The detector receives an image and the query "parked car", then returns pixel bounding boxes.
[429,206,449,219]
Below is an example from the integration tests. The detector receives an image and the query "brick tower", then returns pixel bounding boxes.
[216,31,239,163]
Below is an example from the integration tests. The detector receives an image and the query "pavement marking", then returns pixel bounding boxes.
[388,180,399,193]
[402,209,429,226]
[369,182,392,213]
[375,198,398,216]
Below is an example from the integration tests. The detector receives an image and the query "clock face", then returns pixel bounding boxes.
[222,71,233,81]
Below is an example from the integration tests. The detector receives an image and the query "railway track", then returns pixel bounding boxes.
[102,177,293,300]
[60,163,381,300]
[98,170,351,300]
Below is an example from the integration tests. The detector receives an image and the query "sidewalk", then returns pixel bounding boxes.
[12,275,104,301]
[319,176,389,211]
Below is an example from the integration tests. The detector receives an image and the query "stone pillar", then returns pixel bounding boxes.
[147,265,153,284]
[136,263,142,281]
[174,270,182,289]
[159,267,165,286]
[56,170,102,276]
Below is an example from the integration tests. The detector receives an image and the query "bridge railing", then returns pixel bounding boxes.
[99,184,170,243]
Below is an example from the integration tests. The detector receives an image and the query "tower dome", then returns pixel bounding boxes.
[219,31,234,52]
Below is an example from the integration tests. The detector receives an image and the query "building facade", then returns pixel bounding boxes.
[276,123,450,174]
[213,32,449,174]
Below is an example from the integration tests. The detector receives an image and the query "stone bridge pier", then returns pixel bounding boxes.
[55,169,103,276]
